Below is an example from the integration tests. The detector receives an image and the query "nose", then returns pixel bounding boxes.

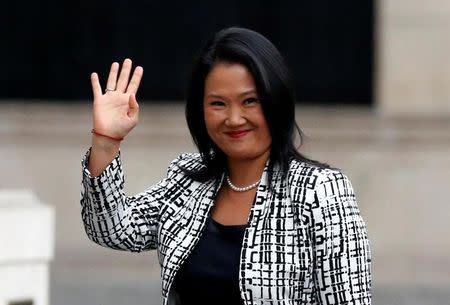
[225,105,246,127]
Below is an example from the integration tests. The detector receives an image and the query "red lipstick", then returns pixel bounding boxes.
[225,130,250,139]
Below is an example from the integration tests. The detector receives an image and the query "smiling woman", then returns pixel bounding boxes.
[203,62,271,163]
[80,27,372,305]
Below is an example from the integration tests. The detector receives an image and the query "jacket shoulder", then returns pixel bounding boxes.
[167,152,205,174]
[288,159,351,201]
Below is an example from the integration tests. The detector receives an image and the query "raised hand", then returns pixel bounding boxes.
[90,58,144,140]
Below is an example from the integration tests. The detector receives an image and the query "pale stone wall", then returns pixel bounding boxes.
[0,190,54,305]
[1,103,449,294]
[377,0,450,117]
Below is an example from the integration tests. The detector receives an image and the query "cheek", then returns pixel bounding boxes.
[258,124,272,146]
[203,108,212,126]
[253,112,272,143]
[204,110,223,127]
[262,125,272,145]
[203,112,214,131]
[203,111,222,140]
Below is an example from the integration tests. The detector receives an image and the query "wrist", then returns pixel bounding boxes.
[91,129,124,141]
[91,133,121,154]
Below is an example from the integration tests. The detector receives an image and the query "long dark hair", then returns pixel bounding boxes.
[184,27,330,183]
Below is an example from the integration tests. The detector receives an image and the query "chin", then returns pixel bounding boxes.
[223,149,269,161]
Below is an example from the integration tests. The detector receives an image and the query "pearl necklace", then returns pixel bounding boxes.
[226,175,261,192]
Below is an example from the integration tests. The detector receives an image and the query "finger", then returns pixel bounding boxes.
[90,73,102,99]
[126,66,144,95]
[106,62,119,92]
[116,58,133,92]
[128,94,140,122]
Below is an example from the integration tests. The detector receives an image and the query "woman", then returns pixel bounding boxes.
[81,27,372,305]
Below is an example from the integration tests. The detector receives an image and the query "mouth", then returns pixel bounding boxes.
[224,130,250,139]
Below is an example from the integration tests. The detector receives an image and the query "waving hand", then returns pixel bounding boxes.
[90,58,143,140]
[87,59,143,176]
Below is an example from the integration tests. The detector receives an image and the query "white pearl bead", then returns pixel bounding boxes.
[226,175,261,192]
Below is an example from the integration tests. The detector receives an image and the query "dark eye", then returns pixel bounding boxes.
[210,100,225,106]
[243,97,258,105]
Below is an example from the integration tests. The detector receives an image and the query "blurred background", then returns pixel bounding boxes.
[1,0,450,304]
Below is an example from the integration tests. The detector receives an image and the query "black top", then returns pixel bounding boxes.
[172,216,247,305]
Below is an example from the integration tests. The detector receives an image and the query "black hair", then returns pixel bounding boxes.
[184,26,330,183]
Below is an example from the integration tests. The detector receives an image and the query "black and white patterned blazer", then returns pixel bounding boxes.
[80,149,372,305]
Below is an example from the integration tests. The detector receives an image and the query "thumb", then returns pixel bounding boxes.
[128,94,140,121]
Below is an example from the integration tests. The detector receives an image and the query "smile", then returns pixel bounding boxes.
[224,130,250,139]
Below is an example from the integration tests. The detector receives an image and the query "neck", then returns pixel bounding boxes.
[226,151,270,187]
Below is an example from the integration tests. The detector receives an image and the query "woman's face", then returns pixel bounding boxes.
[203,62,271,162]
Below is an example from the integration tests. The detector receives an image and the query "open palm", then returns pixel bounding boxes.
[90,58,143,139]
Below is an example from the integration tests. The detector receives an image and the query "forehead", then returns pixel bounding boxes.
[204,62,257,97]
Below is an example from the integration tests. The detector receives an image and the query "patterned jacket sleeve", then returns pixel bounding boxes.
[312,169,372,304]
[80,148,181,252]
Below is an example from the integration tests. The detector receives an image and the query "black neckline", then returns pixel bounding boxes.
[210,217,247,229]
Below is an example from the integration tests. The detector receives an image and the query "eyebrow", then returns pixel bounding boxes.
[206,90,257,99]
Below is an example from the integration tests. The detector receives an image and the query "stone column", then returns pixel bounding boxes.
[377,0,450,117]
[0,190,55,305]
